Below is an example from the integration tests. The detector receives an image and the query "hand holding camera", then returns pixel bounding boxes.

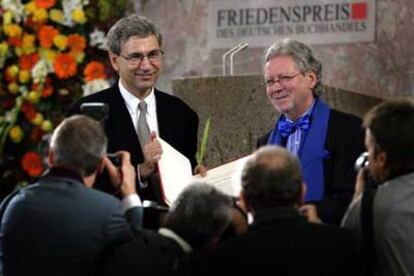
[103,151,136,197]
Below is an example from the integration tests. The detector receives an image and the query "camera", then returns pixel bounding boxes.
[80,102,109,122]
[107,153,121,167]
[80,103,120,167]
[355,152,369,171]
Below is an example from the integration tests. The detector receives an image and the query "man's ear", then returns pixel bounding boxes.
[308,71,317,89]
[108,52,119,72]
[377,151,388,180]
[47,149,54,167]
[96,158,105,174]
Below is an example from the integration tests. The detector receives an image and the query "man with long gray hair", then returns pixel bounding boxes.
[257,38,365,225]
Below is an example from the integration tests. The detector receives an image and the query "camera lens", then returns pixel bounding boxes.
[355,152,369,171]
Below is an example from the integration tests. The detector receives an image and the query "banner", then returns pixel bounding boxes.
[208,0,376,48]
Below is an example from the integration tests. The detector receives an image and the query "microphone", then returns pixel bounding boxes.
[229,42,248,75]
[222,43,243,76]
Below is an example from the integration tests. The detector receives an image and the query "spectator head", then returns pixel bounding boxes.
[363,99,414,182]
[241,145,304,213]
[49,115,107,179]
[162,183,233,249]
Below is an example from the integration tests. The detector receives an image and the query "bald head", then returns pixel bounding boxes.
[241,146,303,212]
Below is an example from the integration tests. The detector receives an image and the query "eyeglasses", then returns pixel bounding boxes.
[119,49,164,65]
[265,72,302,87]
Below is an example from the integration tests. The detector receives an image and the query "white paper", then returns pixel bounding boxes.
[157,137,193,206]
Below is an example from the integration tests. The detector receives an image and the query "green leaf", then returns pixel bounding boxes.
[196,117,211,166]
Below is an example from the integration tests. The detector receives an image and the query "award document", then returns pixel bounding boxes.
[157,137,252,205]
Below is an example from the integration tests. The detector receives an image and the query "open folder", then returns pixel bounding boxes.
[157,137,251,206]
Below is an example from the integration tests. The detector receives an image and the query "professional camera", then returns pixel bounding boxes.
[80,102,120,166]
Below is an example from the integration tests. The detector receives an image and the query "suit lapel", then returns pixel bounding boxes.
[106,85,143,164]
[155,89,171,140]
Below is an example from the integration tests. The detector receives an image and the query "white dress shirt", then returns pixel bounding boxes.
[118,81,159,135]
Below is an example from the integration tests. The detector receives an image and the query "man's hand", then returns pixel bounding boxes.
[140,134,162,179]
[300,204,322,224]
[103,151,136,197]
[194,164,207,177]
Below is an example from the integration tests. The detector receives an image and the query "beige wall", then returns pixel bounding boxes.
[134,0,413,99]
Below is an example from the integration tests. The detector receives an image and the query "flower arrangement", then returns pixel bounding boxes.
[0,0,130,189]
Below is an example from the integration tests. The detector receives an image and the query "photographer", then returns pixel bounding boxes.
[342,99,414,276]
[0,115,143,276]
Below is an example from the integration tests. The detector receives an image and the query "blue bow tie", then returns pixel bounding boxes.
[278,114,310,138]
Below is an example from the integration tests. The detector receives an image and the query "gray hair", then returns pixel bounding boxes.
[49,115,107,177]
[265,38,322,96]
[106,14,163,55]
[163,183,232,249]
[242,145,303,211]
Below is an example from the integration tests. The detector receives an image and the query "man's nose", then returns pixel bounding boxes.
[138,56,152,69]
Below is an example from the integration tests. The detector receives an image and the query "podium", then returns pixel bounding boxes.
[173,75,383,168]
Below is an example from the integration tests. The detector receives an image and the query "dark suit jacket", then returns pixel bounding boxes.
[258,109,365,224]
[104,229,186,276]
[0,167,142,276]
[66,84,199,202]
[188,207,361,276]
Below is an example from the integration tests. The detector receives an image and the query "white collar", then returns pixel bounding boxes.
[158,228,192,253]
[118,81,155,112]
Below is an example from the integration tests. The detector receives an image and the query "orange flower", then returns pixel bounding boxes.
[67,34,86,53]
[19,53,39,70]
[83,61,107,82]
[38,25,59,48]
[35,0,56,9]
[53,53,77,79]
[21,152,44,177]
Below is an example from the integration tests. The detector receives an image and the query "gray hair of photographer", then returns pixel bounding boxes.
[240,145,320,223]
[49,115,107,177]
[162,183,239,249]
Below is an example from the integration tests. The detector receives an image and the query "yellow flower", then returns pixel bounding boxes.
[26,91,41,104]
[22,34,36,54]
[8,83,19,94]
[0,42,9,55]
[9,126,24,143]
[7,65,19,77]
[33,8,48,22]
[41,120,53,132]
[19,70,31,83]
[32,113,44,126]
[39,48,57,62]
[72,9,87,24]
[53,34,68,50]
[4,24,23,37]
[14,47,23,56]
[50,9,64,23]
[25,2,37,15]
[3,11,13,25]
[70,51,85,63]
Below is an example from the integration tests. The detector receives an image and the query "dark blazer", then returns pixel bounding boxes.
[188,207,361,276]
[0,167,142,276]
[104,229,186,276]
[258,109,365,224]
[66,84,199,202]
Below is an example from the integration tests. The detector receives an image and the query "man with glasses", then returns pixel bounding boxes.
[67,15,199,207]
[257,39,364,225]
